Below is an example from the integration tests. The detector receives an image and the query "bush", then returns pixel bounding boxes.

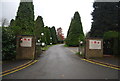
[2,27,16,60]
[103,31,119,55]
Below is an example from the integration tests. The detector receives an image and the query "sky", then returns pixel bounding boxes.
[0,0,95,37]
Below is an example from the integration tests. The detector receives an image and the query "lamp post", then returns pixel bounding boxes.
[36,39,41,46]
[41,33,44,36]
[80,41,83,55]
[78,40,81,54]
[50,37,52,39]
[41,33,45,47]
[37,40,40,43]
[50,37,52,45]
[80,41,83,45]
[80,41,86,59]
[78,40,84,57]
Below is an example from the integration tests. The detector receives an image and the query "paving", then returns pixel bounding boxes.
[2,60,31,72]
[89,56,120,66]
[66,46,119,66]
[2,44,119,79]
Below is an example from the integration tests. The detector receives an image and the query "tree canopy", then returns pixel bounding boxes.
[65,11,84,46]
[44,26,51,45]
[34,16,44,40]
[50,26,58,44]
[90,2,119,38]
[15,1,34,35]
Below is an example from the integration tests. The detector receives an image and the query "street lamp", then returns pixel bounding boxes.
[50,37,52,39]
[50,37,52,45]
[80,41,83,55]
[41,42,45,46]
[41,33,45,47]
[80,41,86,59]
[37,40,40,43]
[41,33,44,36]
[78,40,81,54]
[80,41,83,45]
[78,40,84,56]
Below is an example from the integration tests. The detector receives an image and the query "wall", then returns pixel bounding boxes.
[16,35,35,60]
[85,38,103,58]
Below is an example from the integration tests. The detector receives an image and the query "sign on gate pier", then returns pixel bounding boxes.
[16,35,35,60]
[85,38,103,58]
[89,40,102,49]
[20,37,32,47]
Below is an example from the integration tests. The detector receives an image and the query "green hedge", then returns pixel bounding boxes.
[103,31,119,55]
[2,27,16,60]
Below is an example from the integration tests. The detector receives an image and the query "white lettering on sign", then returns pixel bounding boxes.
[20,37,32,47]
[89,40,101,49]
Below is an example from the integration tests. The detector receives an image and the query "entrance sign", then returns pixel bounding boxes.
[16,35,36,60]
[89,40,101,49]
[20,37,32,47]
[85,38,103,58]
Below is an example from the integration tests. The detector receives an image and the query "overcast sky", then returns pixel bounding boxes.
[0,0,95,37]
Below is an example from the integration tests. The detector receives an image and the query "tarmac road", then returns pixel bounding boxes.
[3,44,119,79]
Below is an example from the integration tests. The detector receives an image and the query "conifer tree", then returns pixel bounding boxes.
[90,2,118,37]
[34,16,44,40]
[15,0,34,35]
[50,26,58,44]
[67,18,74,38]
[9,19,15,27]
[90,2,119,55]
[66,11,84,46]
[44,26,51,45]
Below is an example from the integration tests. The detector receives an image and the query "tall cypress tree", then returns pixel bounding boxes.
[34,16,44,40]
[90,2,119,55]
[15,0,34,35]
[66,11,84,46]
[50,26,58,44]
[90,2,118,38]
[44,26,51,45]
[66,18,74,38]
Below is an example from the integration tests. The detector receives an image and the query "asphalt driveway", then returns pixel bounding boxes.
[3,44,119,79]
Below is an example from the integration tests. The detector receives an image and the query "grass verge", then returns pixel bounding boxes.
[76,52,84,57]
[41,45,53,51]
[64,44,69,47]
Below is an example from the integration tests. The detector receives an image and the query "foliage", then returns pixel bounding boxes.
[64,44,69,47]
[79,34,85,42]
[49,26,58,44]
[66,33,79,46]
[66,18,74,38]
[90,2,119,38]
[2,27,16,60]
[2,1,35,60]
[15,1,35,35]
[9,19,15,27]
[2,1,62,60]
[90,2,119,56]
[65,11,85,46]
[103,31,118,39]
[44,26,52,45]
[57,27,64,43]
[41,45,53,51]
[34,16,44,41]
[103,31,119,55]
